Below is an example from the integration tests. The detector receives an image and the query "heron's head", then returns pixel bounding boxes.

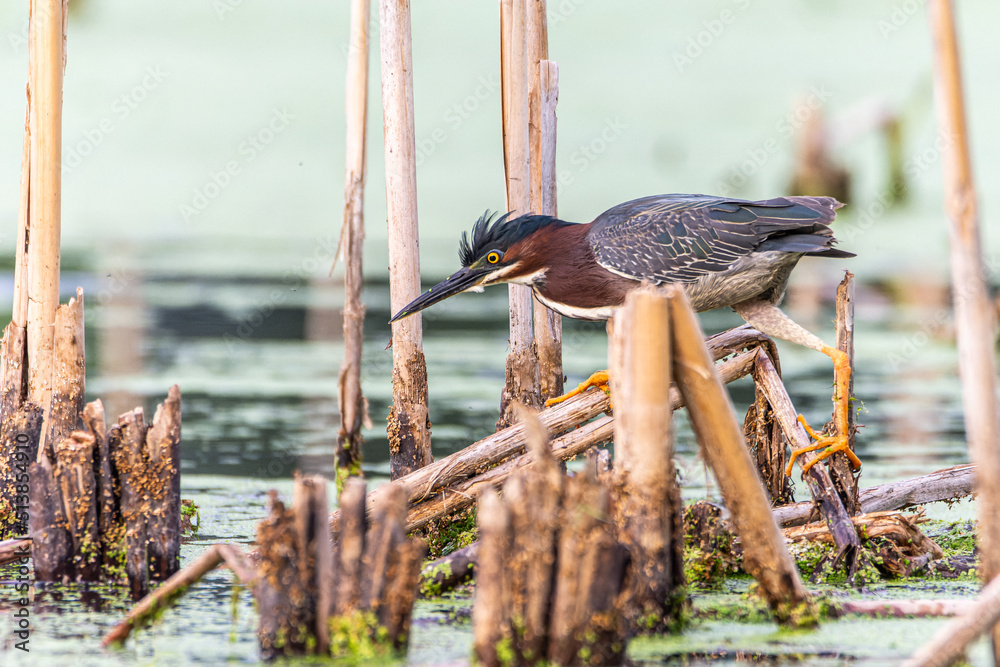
[389,211,567,322]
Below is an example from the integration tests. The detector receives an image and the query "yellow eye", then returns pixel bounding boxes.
[486,251,501,264]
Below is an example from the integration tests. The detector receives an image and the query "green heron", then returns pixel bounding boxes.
[391,193,859,476]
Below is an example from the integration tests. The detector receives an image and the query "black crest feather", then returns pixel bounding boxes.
[459,211,566,267]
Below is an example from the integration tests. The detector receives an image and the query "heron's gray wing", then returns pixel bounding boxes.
[586,194,845,283]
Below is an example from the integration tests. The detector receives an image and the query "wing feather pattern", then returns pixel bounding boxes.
[586,194,851,284]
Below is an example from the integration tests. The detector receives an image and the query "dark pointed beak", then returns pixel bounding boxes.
[389,267,490,323]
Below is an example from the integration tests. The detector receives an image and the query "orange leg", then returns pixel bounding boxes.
[544,370,611,408]
[785,346,862,476]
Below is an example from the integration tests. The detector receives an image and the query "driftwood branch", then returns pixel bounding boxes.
[0,538,30,567]
[773,464,976,527]
[102,544,230,647]
[668,287,812,624]
[827,272,860,513]
[752,348,862,573]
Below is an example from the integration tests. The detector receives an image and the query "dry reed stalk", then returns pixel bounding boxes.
[929,0,1000,658]
[13,97,31,333]
[53,431,99,580]
[27,452,71,581]
[528,3,563,404]
[332,477,366,615]
[0,324,27,419]
[82,400,117,570]
[292,476,335,655]
[27,0,68,455]
[503,404,562,661]
[668,286,812,625]
[547,471,628,666]
[256,489,318,657]
[610,286,684,630]
[826,272,860,513]
[497,0,541,429]
[47,288,84,450]
[336,0,371,483]
[472,489,511,666]
[744,364,794,505]
[379,0,431,478]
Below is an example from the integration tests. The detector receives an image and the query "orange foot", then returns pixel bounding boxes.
[785,346,863,476]
[544,370,611,408]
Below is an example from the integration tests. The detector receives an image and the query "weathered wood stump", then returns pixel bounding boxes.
[0,287,183,590]
[105,385,183,597]
[609,286,685,632]
[26,388,181,593]
[257,478,334,658]
[257,475,425,659]
[0,401,43,539]
[474,409,630,667]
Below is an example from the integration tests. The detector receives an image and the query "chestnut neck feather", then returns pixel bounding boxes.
[506,221,636,310]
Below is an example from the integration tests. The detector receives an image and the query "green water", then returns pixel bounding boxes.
[0,0,999,664]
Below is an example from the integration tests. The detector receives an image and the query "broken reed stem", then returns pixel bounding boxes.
[13,91,30,331]
[827,271,859,514]
[336,0,371,483]
[928,0,1000,659]
[472,489,511,665]
[379,0,431,478]
[504,404,563,662]
[111,408,150,598]
[26,0,67,455]
[611,286,684,629]
[145,385,182,581]
[668,286,812,625]
[745,355,794,505]
[753,348,862,571]
[528,5,562,404]
[47,288,84,449]
[333,477,367,615]
[53,431,99,580]
[28,454,71,581]
[102,544,228,647]
[497,0,541,430]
